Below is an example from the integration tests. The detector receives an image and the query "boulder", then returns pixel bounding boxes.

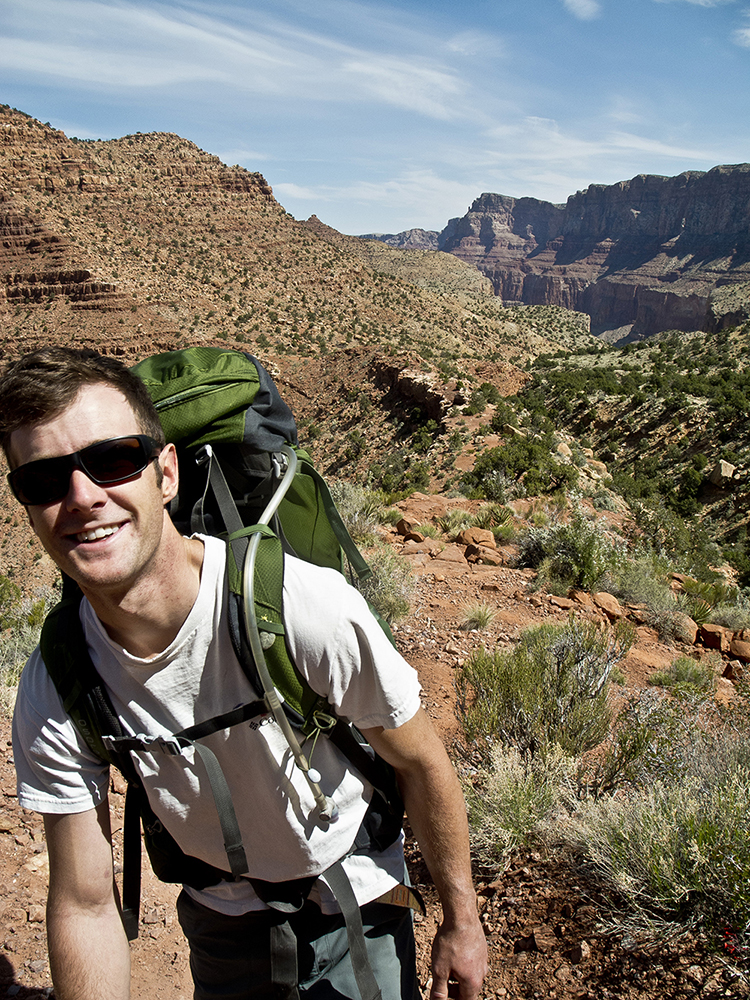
[432,544,467,564]
[708,460,737,488]
[402,530,425,543]
[699,623,730,653]
[570,589,594,607]
[586,459,610,479]
[592,592,624,619]
[549,596,576,610]
[729,637,750,662]
[672,612,698,645]
[469,545,503,566]
[457,527,495,548]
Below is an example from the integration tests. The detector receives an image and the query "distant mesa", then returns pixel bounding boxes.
[368,167,750,341]
[359,229,439,251]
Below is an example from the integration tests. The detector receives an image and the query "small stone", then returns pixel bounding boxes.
[28,904,45,923]
[142,907,162,924]
[532,924,559,953]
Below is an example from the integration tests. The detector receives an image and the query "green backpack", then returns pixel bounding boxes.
[40,347,405,960]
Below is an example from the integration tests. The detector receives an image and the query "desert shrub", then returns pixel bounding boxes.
[576,691,707,801]
[569,738,750,939]
[612,555,673,608]
[456,616,635,758]
[437,508,474,537]
[327,480,386,545]
[611,557,696,641]
[356,543,415,624]
[460,602,496,631]
[412,522,440,539]
[648,655,717,699]
[591,490,620,513]
[0,612,47,715]
[472,503,512,530]
[0,575,23,630]
[709,598,750,631]
[466,744,574,866]
[518,507,625,593]
[628,499,723,583]
[464,388,488,415]
[489,400,518,432]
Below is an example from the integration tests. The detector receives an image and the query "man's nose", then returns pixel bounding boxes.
[64,468,108,510]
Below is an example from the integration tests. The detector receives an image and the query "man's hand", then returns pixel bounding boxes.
[430,915,488,1000]
[363,708,488,999]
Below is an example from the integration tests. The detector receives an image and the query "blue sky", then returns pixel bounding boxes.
[1,0,748,234]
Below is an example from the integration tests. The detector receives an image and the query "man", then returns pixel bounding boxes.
[2,347,487,1000]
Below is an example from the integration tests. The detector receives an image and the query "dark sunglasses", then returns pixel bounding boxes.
[8,435,163,506]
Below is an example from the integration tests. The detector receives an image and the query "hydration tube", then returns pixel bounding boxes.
[241,444,339,824]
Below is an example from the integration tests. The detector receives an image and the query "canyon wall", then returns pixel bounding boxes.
[439,166,750,338]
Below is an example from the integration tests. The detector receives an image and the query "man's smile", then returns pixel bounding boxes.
[73,523,126,544]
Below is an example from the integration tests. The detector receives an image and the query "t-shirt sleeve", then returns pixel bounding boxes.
[12,647,110,815]
[282,559,422,730]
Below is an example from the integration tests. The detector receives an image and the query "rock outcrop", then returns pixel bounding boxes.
[439,166,750,339]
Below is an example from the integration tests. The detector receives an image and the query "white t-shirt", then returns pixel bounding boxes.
[13,536,422,915]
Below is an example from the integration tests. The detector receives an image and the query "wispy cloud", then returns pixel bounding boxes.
[481,116,718,187]
[563,0,602,20]
[445,30,506,58]
[0,0,469,119]
[733,10,750,45]
[652,0,736,6]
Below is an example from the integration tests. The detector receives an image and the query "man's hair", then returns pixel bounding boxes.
[0,347,165,461]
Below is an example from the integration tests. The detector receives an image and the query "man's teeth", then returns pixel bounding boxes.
[77,526,119,542]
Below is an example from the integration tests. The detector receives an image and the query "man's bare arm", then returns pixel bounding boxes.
[363,707,488,1000]
[44,798,130,1000]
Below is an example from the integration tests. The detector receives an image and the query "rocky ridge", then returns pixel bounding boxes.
[358,229,440,251]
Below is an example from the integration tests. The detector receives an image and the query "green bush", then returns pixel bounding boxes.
[648,655,717,699]
[456,616,635,758]
[437,508,474,537]
[472,503,513,530]
[0,575,22,630]
[461,438,578,499]
[518,506,625,593]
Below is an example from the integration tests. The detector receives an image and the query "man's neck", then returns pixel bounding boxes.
[82,531,205,659]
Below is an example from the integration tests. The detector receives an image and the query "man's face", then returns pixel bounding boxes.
[7,384,177,598]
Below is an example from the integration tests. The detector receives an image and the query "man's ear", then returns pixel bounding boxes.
[159,443,179,506]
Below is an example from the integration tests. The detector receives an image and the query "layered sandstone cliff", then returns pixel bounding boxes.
[439,166,750,338]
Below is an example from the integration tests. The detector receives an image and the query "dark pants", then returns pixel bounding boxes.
[176,891,420,1000]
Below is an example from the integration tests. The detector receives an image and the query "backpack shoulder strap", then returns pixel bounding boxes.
[39,582,115,766]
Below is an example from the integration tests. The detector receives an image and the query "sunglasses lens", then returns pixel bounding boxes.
[8,436,160,505]
[81,437,152,484]
[9,457,71,506]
